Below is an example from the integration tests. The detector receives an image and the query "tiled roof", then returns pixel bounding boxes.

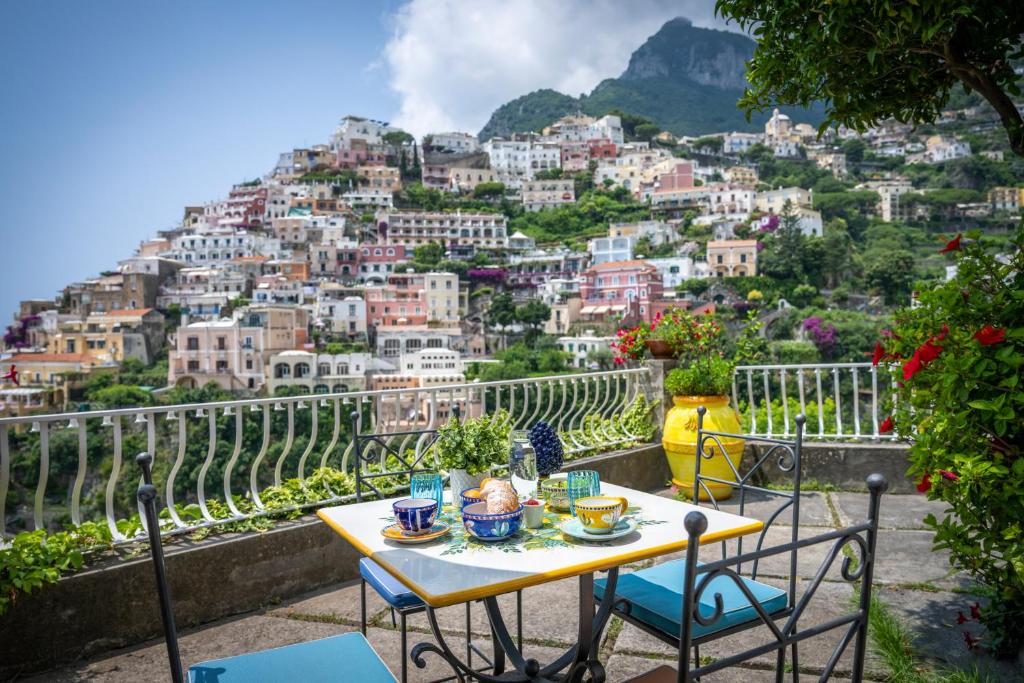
[589,260,657,271]
[99,308,155,317]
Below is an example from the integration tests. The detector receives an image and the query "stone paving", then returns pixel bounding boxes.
[25,490,1023,682]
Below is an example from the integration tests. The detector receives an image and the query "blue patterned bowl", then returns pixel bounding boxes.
[460,488,483,510]
[462,502,524,541]
[393,498,439,535]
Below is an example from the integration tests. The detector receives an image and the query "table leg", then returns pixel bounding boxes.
[410,568,619,682]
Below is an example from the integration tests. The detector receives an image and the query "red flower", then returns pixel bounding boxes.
[880,416,894,433]
[902,353,922,381]
[613,356,625,365]
[916,476,932,493]
[956,611,969,625]
[939,470,959,482]
[970,602,981,620]
[940,234,962,254]
[974,325,1005,346]
[963,631,981,650]
[871,341,885,366]
[934,324,949,342]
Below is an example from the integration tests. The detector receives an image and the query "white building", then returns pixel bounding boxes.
[558,331,616,369]
[722,132,762,155]
[427,132,479,154]
[646,256,709,288]
[755,187,813,214]
[330,115,397,149]
[253,275,301,305]
[482,137,562,188]
[314,287,367,339]
[375,325,462,358]
[382,210,508,249]
[546,113,624,145]
[589,236,636,265]
[266,350,371,394]
[164,229,284,266]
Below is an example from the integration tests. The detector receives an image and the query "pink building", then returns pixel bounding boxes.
[588,139,617,161]
[579,260,664,323]
[656,162,695,192]
[337,139,386,169]
[358,243,409,284]
[560,141,590,173]
[225,185,267,228]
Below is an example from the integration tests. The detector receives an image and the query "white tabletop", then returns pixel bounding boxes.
[318,483,763,608]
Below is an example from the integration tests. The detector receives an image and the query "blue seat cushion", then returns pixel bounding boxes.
[594,560,787,640]
[188,632,396,682]
[360,557,424,610]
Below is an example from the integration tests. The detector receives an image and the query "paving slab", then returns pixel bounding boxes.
[876,586,1024,682]
[604,654,782,682]
[269,578,391,626]
[833,492,949,530]
[654,489,835,528]
[24,613,354,682]
[872,529,968,588]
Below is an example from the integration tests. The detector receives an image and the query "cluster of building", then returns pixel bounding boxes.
[3,106,1013,417]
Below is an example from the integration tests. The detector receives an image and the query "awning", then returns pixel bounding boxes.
[580,306,599,314]
[609,305,627,312]
[595,305,611,314]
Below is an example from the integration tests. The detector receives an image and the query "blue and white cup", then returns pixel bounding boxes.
[393,498,439,535]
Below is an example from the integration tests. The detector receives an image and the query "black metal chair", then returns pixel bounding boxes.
[350,405,522,683]
[597,407,809,677]
[621,473,888,682]
[134,453,397,683]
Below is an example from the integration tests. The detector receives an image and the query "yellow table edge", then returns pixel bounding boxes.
[318,509,764,609]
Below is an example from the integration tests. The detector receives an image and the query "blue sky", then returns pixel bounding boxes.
[0,0,722,325]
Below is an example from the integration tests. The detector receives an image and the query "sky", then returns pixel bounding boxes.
[0,0,730,326]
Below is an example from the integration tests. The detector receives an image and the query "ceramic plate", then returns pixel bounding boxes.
[381,521,450,544]
[559,517,637,542]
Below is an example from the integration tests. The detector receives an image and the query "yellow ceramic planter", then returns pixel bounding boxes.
[662,395,744,501]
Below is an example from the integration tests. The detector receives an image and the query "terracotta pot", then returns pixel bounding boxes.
[662,395,745,501]
[645,339,674,359]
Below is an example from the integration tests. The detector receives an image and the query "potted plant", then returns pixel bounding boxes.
[659,312,743,501]
[436,411,510,496]
[614,309,688,362]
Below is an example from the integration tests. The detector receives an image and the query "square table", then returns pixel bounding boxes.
[318,482,763,682]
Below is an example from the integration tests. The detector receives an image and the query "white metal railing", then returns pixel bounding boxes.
[0,368,651,543]
[732,362,898,441]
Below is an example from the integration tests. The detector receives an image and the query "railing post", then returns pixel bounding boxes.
[643,358,675,442]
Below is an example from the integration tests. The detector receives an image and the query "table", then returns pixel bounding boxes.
[318,483,763,682]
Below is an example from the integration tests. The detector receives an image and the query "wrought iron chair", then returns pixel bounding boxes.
[597,406,810,676]
[622,474,888,682]
[134,453,397,683]
[350,406,522,683]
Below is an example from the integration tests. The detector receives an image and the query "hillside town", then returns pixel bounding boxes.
[2,103,1020,416]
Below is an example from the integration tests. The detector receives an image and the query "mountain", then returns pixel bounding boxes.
[479,17,824,140]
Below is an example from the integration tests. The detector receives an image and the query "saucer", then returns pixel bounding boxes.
[559,517,637,542]
[381,521,450,544]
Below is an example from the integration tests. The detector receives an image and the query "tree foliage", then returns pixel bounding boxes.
[717,0,1024,155]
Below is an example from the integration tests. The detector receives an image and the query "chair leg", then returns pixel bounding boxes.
[391,606,398,629]
[790,641,799,683]
[401,611,408,683]
[775,646,785,683]
[360,578,367,635]
[693,644,701,682]
[516,590,523,654]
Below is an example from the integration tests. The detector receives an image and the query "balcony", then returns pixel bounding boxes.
[0,363,954,682]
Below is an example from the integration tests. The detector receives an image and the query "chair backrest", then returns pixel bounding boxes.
[351,404,460,503]
[136,452,186,683]
[674,473,887,683]
[694,405,805,597]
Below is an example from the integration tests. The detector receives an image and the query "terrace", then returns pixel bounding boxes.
[0,363,1018,681]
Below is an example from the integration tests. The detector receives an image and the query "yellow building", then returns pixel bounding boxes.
[48,309,165,365]
[707,240,758,277]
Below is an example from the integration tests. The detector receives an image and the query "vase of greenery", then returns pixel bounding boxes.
[656,311,743,501]
[436,411,511,497]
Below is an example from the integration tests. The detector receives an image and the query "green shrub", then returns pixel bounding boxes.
[666,357,734,396]
[435,411,511,474]
[886,227,1024,657]
[769,340,820,364]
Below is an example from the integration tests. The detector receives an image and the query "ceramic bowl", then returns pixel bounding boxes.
[392,498,439,535]
[460,487,483,510]
[541,477,570,511]
[462,501,523,541]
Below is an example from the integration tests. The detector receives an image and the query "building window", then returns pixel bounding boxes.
[187,336,199,351]
[740,254,747,263]
[717,255,724,264]
[217,337,226,350]
[187,360,200,372]
[246,359,253,370]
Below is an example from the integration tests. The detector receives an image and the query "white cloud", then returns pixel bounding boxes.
[383,0,732,137]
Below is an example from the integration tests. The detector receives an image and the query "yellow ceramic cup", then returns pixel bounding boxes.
[574,496,629,534]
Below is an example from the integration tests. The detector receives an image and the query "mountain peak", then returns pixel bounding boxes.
[619,16,753,90]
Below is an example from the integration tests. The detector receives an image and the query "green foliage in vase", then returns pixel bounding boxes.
[665,357,735,397]
[435,411,511,475]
